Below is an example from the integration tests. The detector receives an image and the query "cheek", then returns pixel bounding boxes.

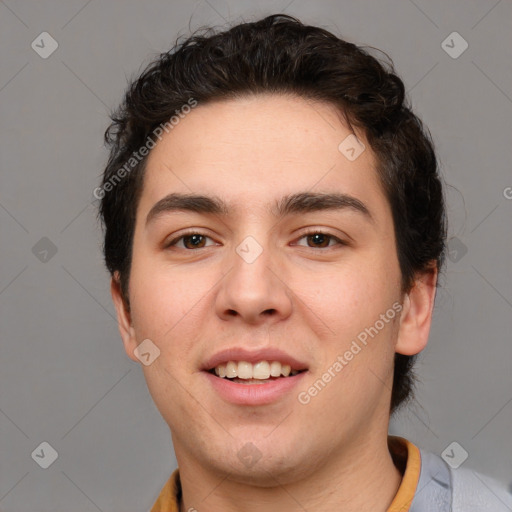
[295,254,401,396]
[303,258,399,330]
[129,253,207,334]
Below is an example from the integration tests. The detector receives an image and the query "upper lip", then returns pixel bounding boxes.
[202,347,308,372]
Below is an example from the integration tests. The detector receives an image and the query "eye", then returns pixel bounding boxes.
[165,231,217,250]
[294,230,346,249]
[164,229,347,251]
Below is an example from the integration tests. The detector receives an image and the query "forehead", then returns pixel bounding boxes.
[138,94,387,221]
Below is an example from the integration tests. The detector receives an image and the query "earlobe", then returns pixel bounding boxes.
[395,267,438,356]
[110,273,139,363]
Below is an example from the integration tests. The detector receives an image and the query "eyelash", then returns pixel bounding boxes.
[298,229,347,249]
[165,229,347,250]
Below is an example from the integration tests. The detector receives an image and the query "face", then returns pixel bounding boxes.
[112,93,435,485]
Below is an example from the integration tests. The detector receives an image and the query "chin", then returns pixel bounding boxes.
[225,456,309,488]
[204,439,314,487]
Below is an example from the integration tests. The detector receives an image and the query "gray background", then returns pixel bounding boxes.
[0,0,511,510]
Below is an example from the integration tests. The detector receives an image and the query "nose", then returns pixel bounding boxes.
[215,236,293,326]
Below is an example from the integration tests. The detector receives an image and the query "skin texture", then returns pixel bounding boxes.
[111,93,438,512]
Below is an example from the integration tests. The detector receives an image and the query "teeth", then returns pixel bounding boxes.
[226,361,237,378]
[253,361,270,380]
[270,361,281,377]
[237,361,252,379]
[212,360,302,380]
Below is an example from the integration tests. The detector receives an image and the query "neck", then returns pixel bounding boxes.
[176,432,402,512]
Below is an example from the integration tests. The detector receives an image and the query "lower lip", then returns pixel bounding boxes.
[203,371,307,405]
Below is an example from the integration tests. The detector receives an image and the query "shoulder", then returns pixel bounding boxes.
[450,465,512,512]
[415,447,512,512]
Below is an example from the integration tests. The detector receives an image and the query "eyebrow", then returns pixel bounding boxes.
[145,191,374,227]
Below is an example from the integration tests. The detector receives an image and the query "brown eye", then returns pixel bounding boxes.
[166,232,216,250]
[182,234,207,249]
[306,233,331,248]
[295,230,345,249]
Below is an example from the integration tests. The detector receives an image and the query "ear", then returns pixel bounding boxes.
[395,266,438,356]
[110,272,139,363]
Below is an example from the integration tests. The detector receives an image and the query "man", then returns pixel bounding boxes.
[97,14,511,511]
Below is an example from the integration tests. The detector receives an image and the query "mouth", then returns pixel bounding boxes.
[202,348,308,405]
[207,360,307,385]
